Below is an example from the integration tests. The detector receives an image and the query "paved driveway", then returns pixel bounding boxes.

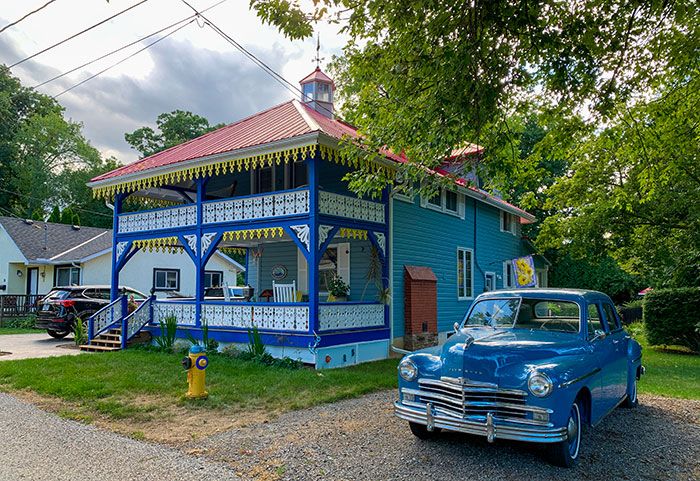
[0,393,239,481]
[0,333,83,361]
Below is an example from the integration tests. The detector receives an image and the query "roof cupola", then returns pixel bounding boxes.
[300,67,335,119]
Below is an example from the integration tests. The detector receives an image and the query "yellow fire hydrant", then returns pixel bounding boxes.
[182,345,208,399]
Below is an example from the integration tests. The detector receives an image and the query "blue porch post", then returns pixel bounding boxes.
[308,149,320,335]
[195,177,207,327]
[382,186,391,331]
[110,193,126,301]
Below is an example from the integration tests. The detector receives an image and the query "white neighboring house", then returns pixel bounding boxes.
[0,216,244,298]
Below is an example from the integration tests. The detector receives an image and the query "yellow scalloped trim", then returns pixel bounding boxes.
[222,227,284,242]
[133,236,182,254]
[337,227,368,240]
[92,143,395,201]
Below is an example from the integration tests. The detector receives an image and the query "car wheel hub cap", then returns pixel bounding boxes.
[567,405,581,459]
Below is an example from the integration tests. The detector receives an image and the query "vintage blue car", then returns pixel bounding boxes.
[394,289,644,467]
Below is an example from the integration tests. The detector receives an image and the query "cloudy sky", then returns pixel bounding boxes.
[1,0,346,163]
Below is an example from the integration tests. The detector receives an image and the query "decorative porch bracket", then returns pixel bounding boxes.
[285,224,311,261]
[115,241,138,272]
[318,224,339,255]
[178,234,198,263]
[200,231,223,264]
[367,231,387,261]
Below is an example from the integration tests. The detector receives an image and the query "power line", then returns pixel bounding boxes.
[9,0,150,68]
[179,0,315,105]
[0,187,112,218]
[33,0,228,89]
[0,0,58,35]
[54,19,196,98]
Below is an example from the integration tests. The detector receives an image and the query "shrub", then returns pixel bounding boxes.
[154,315,178,351]
[2,315,36,329]
[73,316,87,346]
[644,288,700,352]
[247,325,266,356]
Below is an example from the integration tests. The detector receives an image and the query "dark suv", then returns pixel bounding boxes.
[35,285,147,339]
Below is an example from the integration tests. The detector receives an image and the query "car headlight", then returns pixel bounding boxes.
[528,372,553,397]
[398,359,418,382]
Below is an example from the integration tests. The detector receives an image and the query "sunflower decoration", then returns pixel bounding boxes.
[512,256,537,288]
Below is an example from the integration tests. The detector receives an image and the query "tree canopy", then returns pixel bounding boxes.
[125,110,224,158]
[0,66,114,227]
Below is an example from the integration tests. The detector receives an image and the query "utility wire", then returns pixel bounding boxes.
[34,0,227,89]
[179,0,324,109]
[0,0,58,35]
[54,19,195,98]
[9,0,149,68]
[0,187,112,218]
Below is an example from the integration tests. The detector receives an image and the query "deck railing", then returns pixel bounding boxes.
[122,296,154,347]
[318,302,385,331]
[0,294,43,323]
[115,188,387,235]
[88,295,126,341]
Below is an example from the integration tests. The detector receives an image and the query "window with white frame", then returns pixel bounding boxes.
[503,261,515,288]
[457,248,474,299]
[55,266,80,287]
[422,188,464,217]
[153,268,180,291]
[501,211,519,235]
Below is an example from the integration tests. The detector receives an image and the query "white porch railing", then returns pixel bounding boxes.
[118,204,197,234]
[89,296,124,339]
[202,303,310,332]
[318,191,385,224]
[318,303,385,331]
[123,297,153,341]
[154,301,197,326]
[203,189,309,225]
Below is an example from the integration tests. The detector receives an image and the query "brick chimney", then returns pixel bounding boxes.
[403,266,438,350]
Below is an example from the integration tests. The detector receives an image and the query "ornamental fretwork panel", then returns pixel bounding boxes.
[201,304,310,332]
[318,303,385,331]
[118,205,197,234]
[318,191,385,224]
[203,189,309,225]
[154,302,197,326]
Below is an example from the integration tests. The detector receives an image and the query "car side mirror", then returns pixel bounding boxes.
[454,322,460,333]
[590,329,607,342]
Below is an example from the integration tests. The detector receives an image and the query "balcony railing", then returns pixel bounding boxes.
[116,188,386,235]
[318,302,385,331]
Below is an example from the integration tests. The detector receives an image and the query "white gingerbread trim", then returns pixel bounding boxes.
[318,224,334,248]
[183,234,198,256]
[373,232,386,257]
[200,232,217,258]
[289,224,310,252]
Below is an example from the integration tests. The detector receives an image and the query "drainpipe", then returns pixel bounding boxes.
[388,192,412,356]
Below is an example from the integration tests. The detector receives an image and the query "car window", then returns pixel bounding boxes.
[603,303,620,331]
[43,289,71,301]
[465,298,520,327]
[587,303,605,339]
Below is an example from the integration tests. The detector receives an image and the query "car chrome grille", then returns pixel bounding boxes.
[402,377,550,424]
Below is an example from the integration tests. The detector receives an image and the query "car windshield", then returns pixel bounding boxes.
[464,298,581,333]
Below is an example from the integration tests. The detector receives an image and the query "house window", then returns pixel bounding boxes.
[421,188,464,217]
[55,266,80,287]
[153,268,180,291]
[501,211,519,235]
[484,272,496,292]
[204,271,223,288]
[503,261,514,288]
[457,248,473,299]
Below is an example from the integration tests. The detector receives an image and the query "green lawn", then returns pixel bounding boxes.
[628,323,700,400]
[0,327,42,335]
[0,349,399,418]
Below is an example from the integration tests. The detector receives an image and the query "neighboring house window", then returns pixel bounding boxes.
[204,271,223,288]
[503,261,514,288]
[457,248,473,299]
[501,211,519,235]
[484,272,496,292]
[153,268,180,291]
[55,266,80,287]
[298,243,350,297]
[421,189,464,217]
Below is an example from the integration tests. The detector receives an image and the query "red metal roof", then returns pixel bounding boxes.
[91,99,532,220]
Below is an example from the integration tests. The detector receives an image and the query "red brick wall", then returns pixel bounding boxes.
[404,266,438,350]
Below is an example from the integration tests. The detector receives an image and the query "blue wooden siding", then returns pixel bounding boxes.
[392,195,526,337]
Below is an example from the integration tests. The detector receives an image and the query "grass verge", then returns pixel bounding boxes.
[0,327,42,335]
[0,349,398,443]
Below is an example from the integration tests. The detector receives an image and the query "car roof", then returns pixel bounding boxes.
[50,285,145,295]
[477,288,612,303]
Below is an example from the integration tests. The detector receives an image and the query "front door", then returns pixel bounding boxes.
[26,267,39,296]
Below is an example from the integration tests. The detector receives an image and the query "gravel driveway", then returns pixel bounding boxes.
[0,393,239,481]
[200,391,700,481]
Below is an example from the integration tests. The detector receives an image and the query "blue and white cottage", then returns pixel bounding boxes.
[86,68,542,367]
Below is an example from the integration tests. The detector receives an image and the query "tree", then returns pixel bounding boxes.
[250,0,698,196]
[125,110,223,158]
[536,72,700,288]
[0,66,117,227]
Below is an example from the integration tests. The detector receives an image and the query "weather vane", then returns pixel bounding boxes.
[313,34,324,68]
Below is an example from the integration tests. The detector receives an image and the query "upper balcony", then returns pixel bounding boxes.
[117,188,386,236]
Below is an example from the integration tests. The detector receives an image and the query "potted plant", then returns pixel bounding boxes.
[327,273,350,302]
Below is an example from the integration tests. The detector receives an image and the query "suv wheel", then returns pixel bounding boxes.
[47,329,69,339]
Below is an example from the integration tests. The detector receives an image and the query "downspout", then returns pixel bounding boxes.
[388,192,412,356]
[473,198,485,278]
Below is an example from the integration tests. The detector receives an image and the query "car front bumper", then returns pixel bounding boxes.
[394,401,568,444]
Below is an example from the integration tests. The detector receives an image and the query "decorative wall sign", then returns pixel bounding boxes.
[271,264,288,281]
